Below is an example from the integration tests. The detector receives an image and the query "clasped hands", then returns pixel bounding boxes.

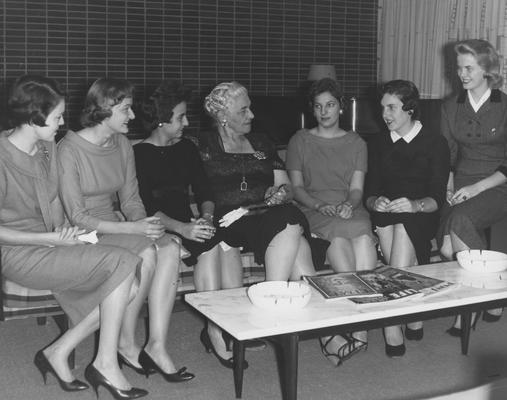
[373,196,418,213]
[317,202,353,219]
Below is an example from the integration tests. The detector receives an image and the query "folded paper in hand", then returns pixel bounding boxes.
[78,230,98,244]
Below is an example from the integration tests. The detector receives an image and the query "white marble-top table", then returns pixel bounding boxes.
[185,261,507,400]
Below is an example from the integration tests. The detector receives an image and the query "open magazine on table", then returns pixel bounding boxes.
[304,265,455,305]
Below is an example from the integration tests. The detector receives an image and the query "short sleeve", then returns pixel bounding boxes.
[286,131,304,171]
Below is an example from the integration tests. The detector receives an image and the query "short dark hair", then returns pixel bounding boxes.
[381,79,420,120]
[8,75,65,128]
[80,77,134,127]
[308,78,344,109]
[140,80,192,132]
[455,39,503,89]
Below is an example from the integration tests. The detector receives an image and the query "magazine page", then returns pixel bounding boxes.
[374,266,456,296]
[350,269,422,305]
[303,273,381,300]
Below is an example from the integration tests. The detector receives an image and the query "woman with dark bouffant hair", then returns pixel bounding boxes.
[365,79,450,357]
[134,80,245,369]
[57,78,194,388]
[439,39,507,331]
[0,75,145,398]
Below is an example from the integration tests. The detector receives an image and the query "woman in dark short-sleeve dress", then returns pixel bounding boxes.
[0,75,146,398]
[134,80,245,370]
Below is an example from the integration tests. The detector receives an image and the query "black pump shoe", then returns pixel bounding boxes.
[200,328,248,370]
[34,350,89,392]
[138,349,195,382]
[385,343,406,358]
[84,364,148,400]
[405,327,424,341]
[483,311,502,322]
[446,313,480,337]
[117,352,145,375]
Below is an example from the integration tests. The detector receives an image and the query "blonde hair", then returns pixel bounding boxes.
[455,39,503,89]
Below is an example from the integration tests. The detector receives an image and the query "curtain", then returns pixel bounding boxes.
[378,0,507,98]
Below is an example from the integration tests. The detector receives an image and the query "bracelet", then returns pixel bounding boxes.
[417,200,425,212]
[314,202,323,211]
[342,201,353,209]
[202,213,214,220]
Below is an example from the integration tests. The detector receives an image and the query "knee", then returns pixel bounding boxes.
[139,246,157,272]
[282,223,304,237]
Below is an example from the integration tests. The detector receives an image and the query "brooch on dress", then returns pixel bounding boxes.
[253,151,266,160]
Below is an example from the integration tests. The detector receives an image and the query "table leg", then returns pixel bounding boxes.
[280,333,299,400]
[460,311,472,355]
[233,339,246,398]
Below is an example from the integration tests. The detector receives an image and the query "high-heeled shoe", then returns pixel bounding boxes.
[319,334,367,367]
[200,328,248,370]
[385,342,406,358]
[137,349,195,382]
[383,329,405,358]
[117,352,145,375]
[405,327,424,341]
[84,364,148,400]
[33,350,89,392]
[483,310,502,322]
[446,313,480,337]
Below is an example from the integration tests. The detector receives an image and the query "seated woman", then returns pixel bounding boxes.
[200,81,319,283]
[365,80,450,357]
[57,78,194,383]
[286,77,376,365]
[439,39,507,330]
[1,75,146,399]
[134,80,244,369]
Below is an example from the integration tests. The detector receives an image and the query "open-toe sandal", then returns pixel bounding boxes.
[319,334,367,367]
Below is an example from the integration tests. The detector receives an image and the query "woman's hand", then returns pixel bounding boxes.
[180,218,216,243]
[385,197,417,213]
[450,184,480,205]
[264,184,288,206]
[372,196,391,212]
[130,216,165,240]
[336,202,353,219]
[51,226,86,246]
[317,204,338,216]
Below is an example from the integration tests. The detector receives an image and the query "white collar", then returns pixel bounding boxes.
[468,88,491,112]
[390,120,422,143]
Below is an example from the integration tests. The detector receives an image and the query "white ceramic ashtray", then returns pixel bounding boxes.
[247,281,311,310]
[456,249,507,273]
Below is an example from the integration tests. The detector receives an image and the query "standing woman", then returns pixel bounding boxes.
[134,80,243,368]
[439,39,507,329]
[365,80,450,357]
[1,75,146,399]
[57,78,194,382]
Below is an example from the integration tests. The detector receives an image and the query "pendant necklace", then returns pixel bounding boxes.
[240,140,248,191]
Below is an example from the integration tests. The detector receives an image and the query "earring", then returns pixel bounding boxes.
[408,110,413,115]
[158,122,163,127]
[339,109,344,115]
[221,119,227,127]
